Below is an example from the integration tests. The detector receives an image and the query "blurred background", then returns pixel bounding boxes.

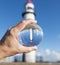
[0,0,60,63]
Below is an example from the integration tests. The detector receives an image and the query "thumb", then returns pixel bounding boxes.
[20,46,37,53]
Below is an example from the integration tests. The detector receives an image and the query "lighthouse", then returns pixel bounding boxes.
[22,0,36,20]
[22,0,36,63]
[20,0,43,63]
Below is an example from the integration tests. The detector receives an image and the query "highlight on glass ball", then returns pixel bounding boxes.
[18,24,43,46]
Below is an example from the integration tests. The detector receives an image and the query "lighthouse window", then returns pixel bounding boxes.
[27,7,33,10]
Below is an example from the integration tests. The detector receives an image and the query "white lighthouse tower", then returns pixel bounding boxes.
[22,0,36,63]
[22,0,36,20]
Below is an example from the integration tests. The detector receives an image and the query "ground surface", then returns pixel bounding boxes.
[0,63,60,65]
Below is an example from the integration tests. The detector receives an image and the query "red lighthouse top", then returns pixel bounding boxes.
[27,0,32,3]
[25,0,33,6]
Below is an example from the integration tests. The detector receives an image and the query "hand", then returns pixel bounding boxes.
[0,20,37,59]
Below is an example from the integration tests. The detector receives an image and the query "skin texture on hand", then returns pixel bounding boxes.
[0,20,37,59]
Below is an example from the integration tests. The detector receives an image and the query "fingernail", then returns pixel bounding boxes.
[34,46,37,50]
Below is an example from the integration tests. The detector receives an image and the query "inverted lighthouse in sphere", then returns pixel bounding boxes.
[18,0,43,62]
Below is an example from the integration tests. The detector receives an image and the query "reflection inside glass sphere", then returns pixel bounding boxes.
[18,24,43,46]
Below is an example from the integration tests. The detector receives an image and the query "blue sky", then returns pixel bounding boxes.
[0,0,60,61]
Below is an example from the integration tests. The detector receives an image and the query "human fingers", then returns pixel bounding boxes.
[9,20,36,36]
[18,45,37,53]
[14,19,37,31]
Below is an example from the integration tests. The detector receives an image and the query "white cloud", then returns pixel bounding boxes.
[0,54,23,62]
[37,49,60,61]
[0,56,15,62]
[45,49,51,55]
[52,51,60,60]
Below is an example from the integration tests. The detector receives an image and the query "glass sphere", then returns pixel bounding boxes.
[18,24,43,46]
